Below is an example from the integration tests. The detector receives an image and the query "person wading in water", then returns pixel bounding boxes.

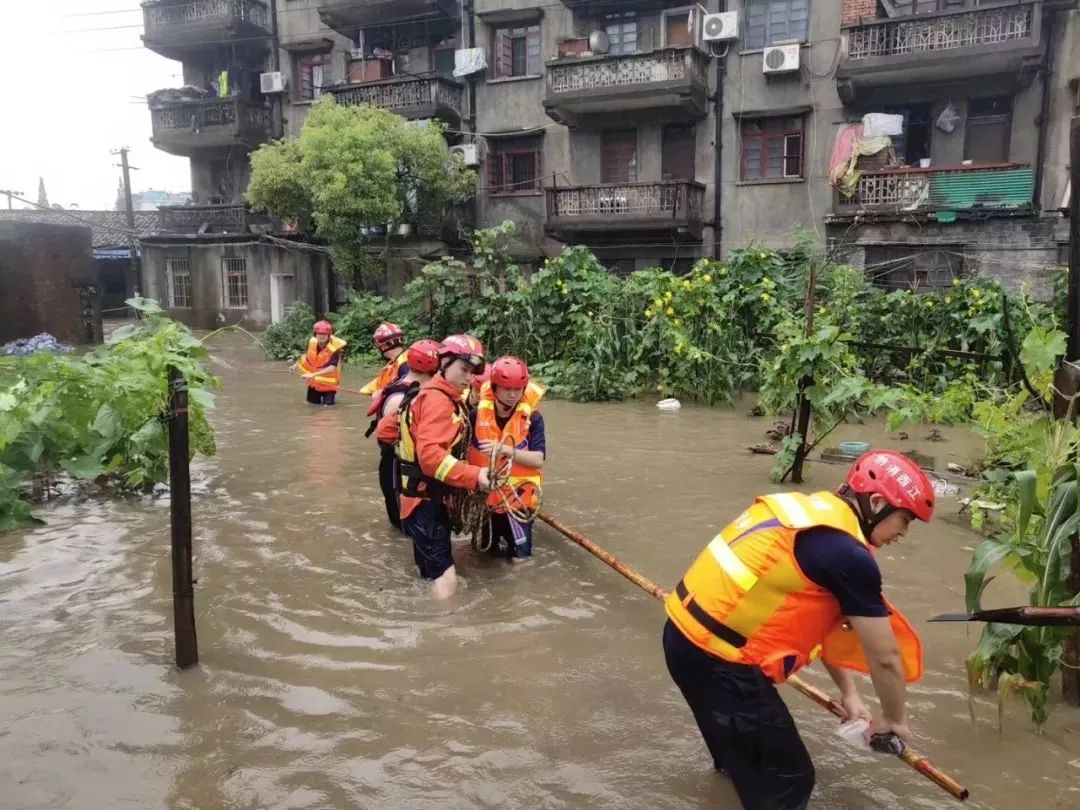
[663,450,933,809]
[360,322,409,396]
[294,320,346,406]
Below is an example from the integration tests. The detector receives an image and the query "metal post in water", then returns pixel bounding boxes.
[168,365,199,669]
[791,262,818,484]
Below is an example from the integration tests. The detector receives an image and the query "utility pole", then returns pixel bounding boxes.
[167,366,199,669]
[268,0,283,139]
[112,147,141,305]
[0,189,24,209]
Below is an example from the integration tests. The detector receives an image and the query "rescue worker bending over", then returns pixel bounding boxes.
[468,357,546,562]
[360,322,409,396]
[663,450,933,810]
[294,320,346,406]
[368,339,441,531]
[396,335,491,599]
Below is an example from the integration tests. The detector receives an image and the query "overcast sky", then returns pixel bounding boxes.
[0,1,192,211]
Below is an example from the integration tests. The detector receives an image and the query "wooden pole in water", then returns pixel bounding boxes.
[537,511,969,801]
[791,261,817,484]
[168,365,199,669]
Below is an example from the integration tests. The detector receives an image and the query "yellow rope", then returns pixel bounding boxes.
[451,437,544,551]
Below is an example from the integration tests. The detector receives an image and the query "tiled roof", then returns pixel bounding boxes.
[0,209,159,248]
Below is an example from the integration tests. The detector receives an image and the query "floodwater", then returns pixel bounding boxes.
[2,334,1079,810]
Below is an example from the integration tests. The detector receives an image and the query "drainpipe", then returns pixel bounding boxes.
[467,0,477,129]
[268,0,283,140]
[712,52,725,260]
[1033,10,1060,212]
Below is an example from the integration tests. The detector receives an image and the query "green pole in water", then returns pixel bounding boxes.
[168,366,199,669]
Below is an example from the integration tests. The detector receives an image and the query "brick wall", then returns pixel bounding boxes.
[842,0,878,24]
[0,221,100,344]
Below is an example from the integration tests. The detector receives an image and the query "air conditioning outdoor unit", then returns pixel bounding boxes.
[260,71,286,94]
[449,144,479,167]
[701,12,739,42]
[762,43,800,75]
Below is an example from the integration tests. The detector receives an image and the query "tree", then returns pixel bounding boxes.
[37,177,49,209]
[246,98,475,278]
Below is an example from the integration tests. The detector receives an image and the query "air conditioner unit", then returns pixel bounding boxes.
[762,43,800,75]
[450,144,478,167]
[702,12,739,42]
[260,71,286,94]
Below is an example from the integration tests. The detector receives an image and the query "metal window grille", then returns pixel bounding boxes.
[166,259,192,308]
[221,257,249,309]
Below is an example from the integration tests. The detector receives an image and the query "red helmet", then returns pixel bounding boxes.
[438,334,486,371]
[313,320,333,335]
[471,362,492,395]
[406,339,441,374]
[491,356,529,389]
[844,450,935,523]
[373,322,405,351]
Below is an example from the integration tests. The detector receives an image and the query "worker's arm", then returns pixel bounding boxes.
[849,615,910,743]
[824,661,872,724]
[479,413,546,469]
[413,395,485,491]
[382,392,406,419]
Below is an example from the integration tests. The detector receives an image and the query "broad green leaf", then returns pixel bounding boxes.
[91,405,122,441]
[1011,469,1038,543]
[965,538,1015,613]
[61,454,108,480]
[1019,327,1067,378]
[188,388,216,410]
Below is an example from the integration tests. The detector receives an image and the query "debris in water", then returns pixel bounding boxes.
[765,421,791,440]
[932,479,960,498]
[2,333,73,356]
[656,398,681,411]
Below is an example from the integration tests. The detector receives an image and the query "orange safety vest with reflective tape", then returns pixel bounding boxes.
[360,352,408,396]
[467,380,545,513]
[665,491,923,685]
[298,336,346,393]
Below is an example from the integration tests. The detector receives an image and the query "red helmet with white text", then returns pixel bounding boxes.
[843,450,935,524]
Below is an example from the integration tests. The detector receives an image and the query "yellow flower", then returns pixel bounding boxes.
[561,288,569,296]
[664,290,673,301]
[759,251,767,259]
[719,268,728,276]
[654,297,663,307]
[944,296,952,304]
[702,274,712,283]
[674,344,683,355]
[644,309,653,318]
[760,293,771,302]
[762,276,772,284]
[674,318,681,326]
[817,306,826,314]
[952,278,961,286]
[656,384,664,391]
[682,280,692,290]
[666,306,675,316]
[971,288,981,298]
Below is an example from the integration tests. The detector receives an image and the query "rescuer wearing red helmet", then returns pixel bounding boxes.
[294,320,347,406]
[662,450,934,809]
[467,356,546,562]
[359,322,409,397]
[396,334,492,598]
[365,339,442,531]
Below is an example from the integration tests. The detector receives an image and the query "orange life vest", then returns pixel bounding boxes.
[360,352,408,396]
[665,491,923,685]
[467,380,545,513]
[298,335,346,393]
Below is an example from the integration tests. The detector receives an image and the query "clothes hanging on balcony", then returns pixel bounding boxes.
[828,124,896,199]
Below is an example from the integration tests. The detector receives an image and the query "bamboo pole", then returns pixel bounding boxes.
[537,511,969,802]
[168,366,198,670]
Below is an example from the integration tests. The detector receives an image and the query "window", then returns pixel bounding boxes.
[434,38,457,79]
[295,55,328,101]
[884,104,931,166]
[865,247,962,291]
[492,24,541,78]
[602,130,638,184]
[663,7,693,46]
[964,96,1012,164]
[605,13,638,55]
[221,257,249,309]
[165,259,192,309]
[488,135,542,195]
[746,0,810,50]
[740,116,804,181]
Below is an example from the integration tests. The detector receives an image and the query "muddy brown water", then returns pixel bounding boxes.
[3,336,1079,809]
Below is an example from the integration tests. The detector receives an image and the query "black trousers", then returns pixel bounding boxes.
[378,444,400,530]
[663,620,815,810]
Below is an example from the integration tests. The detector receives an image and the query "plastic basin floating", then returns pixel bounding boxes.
[837,441,870,457]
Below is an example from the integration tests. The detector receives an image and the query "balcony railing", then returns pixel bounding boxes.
[836,164,1034,215]
[150,97,272,155]
[844,3,1036,60]
[327,76,464,124]
[143,0,270,30]
[547,46,708,95]
[159,204,249,233]
[546,181,705,239]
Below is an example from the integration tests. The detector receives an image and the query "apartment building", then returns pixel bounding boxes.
[142,0,1078,305]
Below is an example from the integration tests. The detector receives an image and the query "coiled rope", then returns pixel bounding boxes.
[451,437,544,552]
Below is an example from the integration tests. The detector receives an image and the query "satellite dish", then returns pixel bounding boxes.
[588,30,610,54]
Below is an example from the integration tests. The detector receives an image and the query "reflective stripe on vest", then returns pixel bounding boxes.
[361,352,407,396]
[664,491,923,684]
[396,385,470,498]
[467,380,545,512]
[299,336,346,392]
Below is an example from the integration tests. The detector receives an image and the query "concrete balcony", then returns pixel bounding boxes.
[142,0,271,59]
[545,181,705,242]
[326,76,465,130]
[159,204,249,233]
[836,2,1044,103]
[317,0,458,32]
[831,163,1034,221]
[544,46,709,127]
[150,98,272,156]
